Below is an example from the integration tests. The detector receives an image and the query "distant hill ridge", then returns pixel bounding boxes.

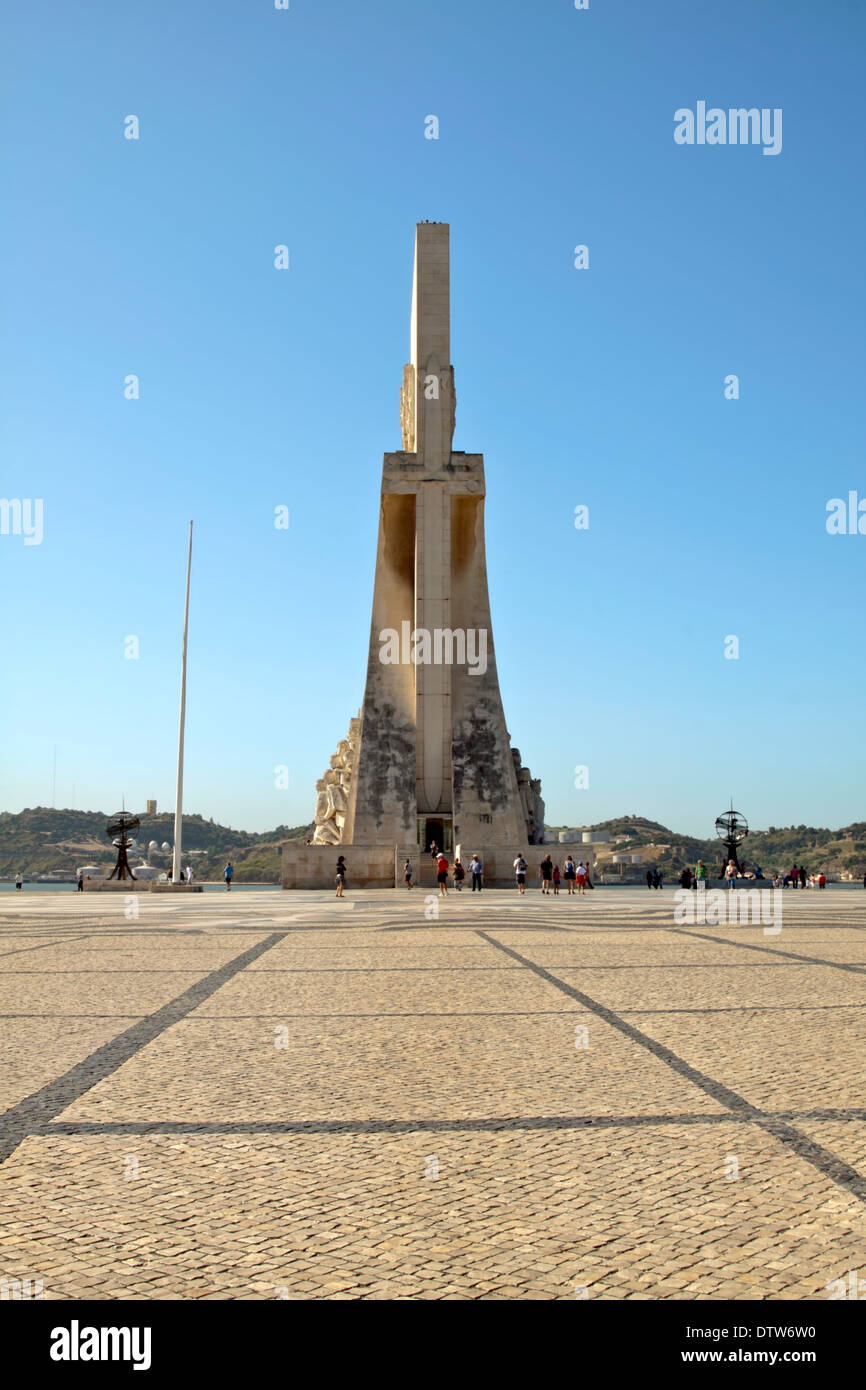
[2,808,865,883]
[550,815,866,881]
[0,808,312,883]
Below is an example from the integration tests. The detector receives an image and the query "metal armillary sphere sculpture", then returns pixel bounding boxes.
[106,812,140,881]
[715,804,749,877]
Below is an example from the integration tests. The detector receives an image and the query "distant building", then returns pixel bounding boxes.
[146,800,157,815]
[556,827,610,845]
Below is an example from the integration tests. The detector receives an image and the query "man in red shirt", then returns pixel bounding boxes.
[436,854,449,896]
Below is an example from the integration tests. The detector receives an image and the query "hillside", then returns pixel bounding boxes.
[569,816,866,881]
[2,808,864,884]
[0,808,313,884]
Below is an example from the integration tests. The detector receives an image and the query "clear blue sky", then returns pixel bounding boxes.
[2,0,864,837]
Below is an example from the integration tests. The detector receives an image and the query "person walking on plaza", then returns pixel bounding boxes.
[679,866,693,889]
[470,855,483,891]
[563,855,577,894]
[403,859,413,889]
[77,871,84,892]
[454,859,465,891]
[514,853,527,893]
[789,863,798,889]
[224,861,233,891]
[646,868,653,890]
[436,852,449,896]
[15,871,22,891]
[335,855,347,897]
[798,864,807,889]
[552,863,561,895]
[695,860,708,889]
[725,858,737,889]
[575,860,587,894]
[539,853,553,894]
[185,863,193,884]
[817,872,826,889]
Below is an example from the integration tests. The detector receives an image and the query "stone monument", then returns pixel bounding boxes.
[282,223,544,887]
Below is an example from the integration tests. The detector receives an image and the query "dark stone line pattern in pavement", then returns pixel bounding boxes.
[0,966,525,975]
[0,935,94,961]
[3,891,865,1300]
[38,1103,866,1136]
[0,930,287,1165]
[4,1002,865,1021]
[5,960,865,974]
[669,927,866,976]
[476,930,866,1206]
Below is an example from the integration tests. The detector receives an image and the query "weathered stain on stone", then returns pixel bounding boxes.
[452,702,510,810]
[356,700,415,830]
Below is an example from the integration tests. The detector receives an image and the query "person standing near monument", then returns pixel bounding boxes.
[539,854,553,894]
[335,855,347,897]
[436,852,449,896]
[224,861,233,891]
[725,859,737,889]
[563,855,576,894]
[403,859,413,889]
[470,855,483,891]
[514,854,527,893]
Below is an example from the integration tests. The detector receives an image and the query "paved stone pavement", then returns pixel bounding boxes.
[1,885,865,1300]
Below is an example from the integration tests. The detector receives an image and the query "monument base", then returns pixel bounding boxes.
[281,844,408,890]
[82,879,140,892]
[280,842,586,890]
[149,882,204,893]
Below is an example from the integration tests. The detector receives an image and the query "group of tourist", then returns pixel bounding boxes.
[673,860,834,890]
[420,850,483,895]
[776,863,827,889]
[398,849,592,896]
[335,853,849,895]
[525,853,591,895]
[331,849,596,896]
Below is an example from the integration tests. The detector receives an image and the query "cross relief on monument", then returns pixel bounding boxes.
[311,223,544,851]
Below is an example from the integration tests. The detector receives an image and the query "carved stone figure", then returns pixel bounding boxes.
[312,714,361,845]
[512,748,545,844]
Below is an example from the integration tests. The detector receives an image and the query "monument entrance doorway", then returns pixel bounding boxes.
[420,817,451,855]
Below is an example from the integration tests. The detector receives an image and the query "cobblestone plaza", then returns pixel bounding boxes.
[2,888,865,1300]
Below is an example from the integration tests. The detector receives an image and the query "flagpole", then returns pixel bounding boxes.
[172,522,193,885]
